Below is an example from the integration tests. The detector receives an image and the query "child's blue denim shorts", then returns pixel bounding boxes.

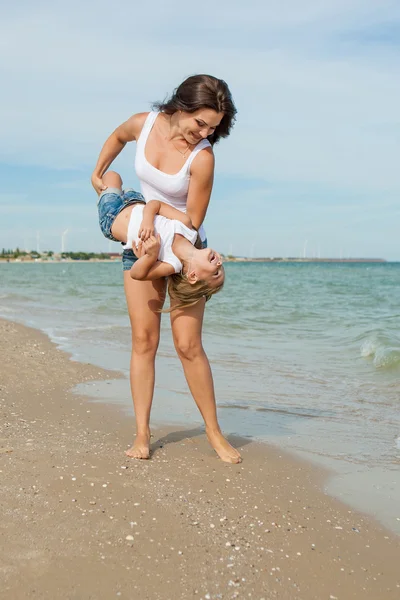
[98,187,145,271]
[97,187,145,242]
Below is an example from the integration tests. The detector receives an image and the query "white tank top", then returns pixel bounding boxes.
[135,111,212,242]
[123,204,198,273]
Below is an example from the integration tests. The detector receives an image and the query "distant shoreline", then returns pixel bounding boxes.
[227,257,387,263]
[0,257,388,264]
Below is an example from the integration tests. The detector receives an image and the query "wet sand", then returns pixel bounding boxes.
[0,318,399,599]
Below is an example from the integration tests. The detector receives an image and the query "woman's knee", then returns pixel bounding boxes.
[103,170,123,188]
[174,336,204,362]
[132,330,160,357]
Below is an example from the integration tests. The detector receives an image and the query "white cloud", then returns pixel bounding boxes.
[0,193,28,204]
[1,1,399,257]
[1,1,399,193]
[0,202,94,215]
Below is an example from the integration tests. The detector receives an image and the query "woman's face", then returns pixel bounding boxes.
[179,109,224,144]
[190,248,225,287]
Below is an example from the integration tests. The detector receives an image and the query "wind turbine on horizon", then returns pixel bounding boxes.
[61,229,69,253]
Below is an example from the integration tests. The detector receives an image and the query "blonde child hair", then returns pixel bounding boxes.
[164,270,224,312]
[160,231,224,311]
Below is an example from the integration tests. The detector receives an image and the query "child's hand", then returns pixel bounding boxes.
[138,217,155,241]
[143,235,161,259]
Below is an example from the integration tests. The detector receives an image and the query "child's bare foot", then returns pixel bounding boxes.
[125,431,151,459]
[206,427,242,463]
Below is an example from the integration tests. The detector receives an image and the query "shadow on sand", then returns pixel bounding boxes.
[150,426,253,459]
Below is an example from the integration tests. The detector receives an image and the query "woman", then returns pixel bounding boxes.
[91,74,241,463]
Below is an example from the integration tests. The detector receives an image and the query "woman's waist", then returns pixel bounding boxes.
[142,190,187,213]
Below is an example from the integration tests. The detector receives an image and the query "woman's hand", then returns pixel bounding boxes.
[133,240,145,259]
[91,173,107,195]
[138,217,155,241]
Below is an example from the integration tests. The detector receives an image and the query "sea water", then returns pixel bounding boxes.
[1,261,399,533]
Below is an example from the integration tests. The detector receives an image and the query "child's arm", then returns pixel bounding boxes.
[130,235,175,281]
[138,200,193,240]
[131,260,175,281]
[156,202,193,229]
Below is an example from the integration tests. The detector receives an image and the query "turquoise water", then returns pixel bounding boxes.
[1,261,399,532]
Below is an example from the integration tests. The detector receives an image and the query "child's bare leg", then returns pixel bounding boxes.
[101,171,134,244]
[103,170,123,189]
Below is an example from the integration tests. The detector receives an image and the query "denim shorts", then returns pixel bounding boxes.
[122,236,208,272]
[98,187,145,242]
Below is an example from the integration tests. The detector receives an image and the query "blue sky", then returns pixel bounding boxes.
[1,0,399,259]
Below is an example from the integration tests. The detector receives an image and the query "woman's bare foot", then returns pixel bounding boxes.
[125,430,151,459]
[206,427,242,464]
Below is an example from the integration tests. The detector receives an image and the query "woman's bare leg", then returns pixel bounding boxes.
[124,274,166,458]
[170,298,242,463]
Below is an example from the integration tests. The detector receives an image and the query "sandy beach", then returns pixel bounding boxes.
[1,317,399,599]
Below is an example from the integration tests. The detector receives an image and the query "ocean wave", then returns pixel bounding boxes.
[0,292,32,302]
[360,336,400,370]
[94,302,127,314]
[219,403,334,419]
[72,323,126,333]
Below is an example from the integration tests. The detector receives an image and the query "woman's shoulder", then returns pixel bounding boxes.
[129,111,151,138]
[116,112,151,142]
[190,144,215,174]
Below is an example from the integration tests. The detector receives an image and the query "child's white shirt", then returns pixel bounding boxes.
[123,204,197,273]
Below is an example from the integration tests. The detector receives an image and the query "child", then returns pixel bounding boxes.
[97,171,224,309]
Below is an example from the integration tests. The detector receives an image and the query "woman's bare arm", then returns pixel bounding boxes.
[156,202,192,228]
[139,200,193,237]
[185,148,215,231]
[91,112,149,194]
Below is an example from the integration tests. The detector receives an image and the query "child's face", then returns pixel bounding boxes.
[190,248,225,287]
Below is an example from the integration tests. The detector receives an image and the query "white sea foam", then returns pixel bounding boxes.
[360,339,377,358]
[360,336,400,370]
